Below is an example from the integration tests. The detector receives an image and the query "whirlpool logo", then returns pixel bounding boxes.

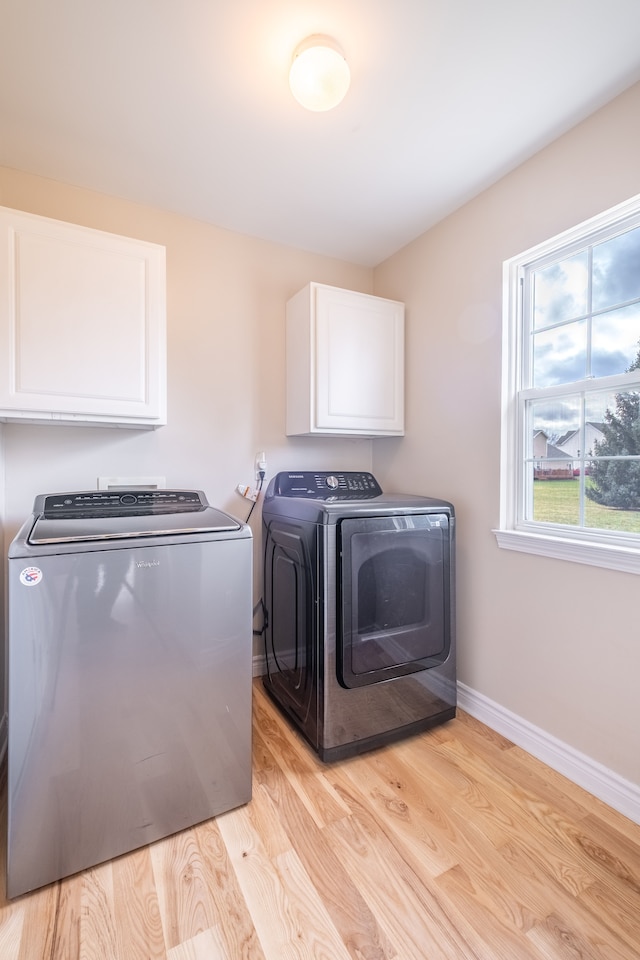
[136,559,160,569]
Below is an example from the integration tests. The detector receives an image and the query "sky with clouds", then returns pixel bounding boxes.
[528,224,640,442]
[532,224,640,389]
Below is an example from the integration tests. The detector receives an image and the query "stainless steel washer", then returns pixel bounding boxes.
[7,488,252,898]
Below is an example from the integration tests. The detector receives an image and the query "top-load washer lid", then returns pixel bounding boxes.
[27,489,242,544]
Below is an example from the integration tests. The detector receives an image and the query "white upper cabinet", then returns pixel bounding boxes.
[286,282,404,437]
[0,206,166,427]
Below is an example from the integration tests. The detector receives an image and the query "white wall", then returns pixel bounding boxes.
[0,166,375,698]
[373,81,640,789]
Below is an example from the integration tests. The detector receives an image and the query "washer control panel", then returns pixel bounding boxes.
[270,472,383,500]
[42,489,206,518]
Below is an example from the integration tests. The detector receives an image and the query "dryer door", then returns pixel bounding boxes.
[337,513,451,688]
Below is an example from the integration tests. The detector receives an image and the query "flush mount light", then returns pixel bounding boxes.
[289,35,350,112]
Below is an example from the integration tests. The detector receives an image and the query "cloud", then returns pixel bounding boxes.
[531,397,580,437]
[534,255,587,329]
[534,323,586,386]
[592,226,640,310]
[533,301,640,386]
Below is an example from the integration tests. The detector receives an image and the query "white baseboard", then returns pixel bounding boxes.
[457,682,640,826]
[253,653,266,677]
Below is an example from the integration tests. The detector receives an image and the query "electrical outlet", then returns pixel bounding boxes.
[255,451,267,480]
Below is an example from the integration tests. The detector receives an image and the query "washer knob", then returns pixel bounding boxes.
[326,475,339,490]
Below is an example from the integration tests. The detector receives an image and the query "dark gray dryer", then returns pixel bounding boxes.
[262,471,456,761]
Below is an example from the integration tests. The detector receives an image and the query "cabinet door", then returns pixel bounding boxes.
[0,206,166,426]
[315,285,404,435]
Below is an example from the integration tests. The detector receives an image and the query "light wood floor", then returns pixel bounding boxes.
[1,679,639,959]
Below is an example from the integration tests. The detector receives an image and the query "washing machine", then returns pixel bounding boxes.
[7,488,252,898]
[262,471,455,761]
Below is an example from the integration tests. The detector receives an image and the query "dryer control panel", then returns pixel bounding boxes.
[268,471,383,500]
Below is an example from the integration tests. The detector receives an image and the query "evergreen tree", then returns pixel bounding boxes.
[586,344,640,510]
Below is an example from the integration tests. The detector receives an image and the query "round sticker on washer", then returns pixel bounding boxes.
[20,566,43,587]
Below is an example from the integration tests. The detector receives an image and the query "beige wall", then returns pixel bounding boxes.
[373,81,640,786]
[0,167,375,690]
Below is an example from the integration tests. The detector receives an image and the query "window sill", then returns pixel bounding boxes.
[493,528,640,575]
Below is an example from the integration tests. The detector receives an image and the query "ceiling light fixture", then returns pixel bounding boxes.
[289,35,350,112]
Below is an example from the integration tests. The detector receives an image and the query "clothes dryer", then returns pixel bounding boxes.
[262,471,455,761]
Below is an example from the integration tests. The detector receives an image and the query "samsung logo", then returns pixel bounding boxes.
[136,560,160,568]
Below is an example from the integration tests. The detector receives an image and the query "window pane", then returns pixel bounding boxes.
[592,225,640,311]
[584,388,640,517]
[585,460,640,530]
[591,303,640,378]
[585,388,640,457]
[532,320,586,387]
[584,389,616,430]
[530,396,580,452]
[527,398,579,523]
[531,463,580,525]
[533,252,588,330]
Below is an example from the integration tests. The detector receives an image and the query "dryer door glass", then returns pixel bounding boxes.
[337,514,451,688]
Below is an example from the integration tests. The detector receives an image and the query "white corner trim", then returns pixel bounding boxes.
[457,682,640,825]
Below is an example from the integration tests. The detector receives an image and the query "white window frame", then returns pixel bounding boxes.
[495,193,640,575]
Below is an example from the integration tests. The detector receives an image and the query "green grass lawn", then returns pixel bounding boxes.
[533,479,640,532]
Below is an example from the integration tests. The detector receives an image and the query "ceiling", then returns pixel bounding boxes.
[2,1,640,267]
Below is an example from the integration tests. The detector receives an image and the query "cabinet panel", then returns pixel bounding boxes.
[316,286,403,430]
[0,206,166,426]
[286,282,404,437]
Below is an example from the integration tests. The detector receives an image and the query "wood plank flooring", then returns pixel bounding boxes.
[1,678,639,959]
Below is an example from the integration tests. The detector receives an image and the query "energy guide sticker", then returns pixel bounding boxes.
[20,567,43,587]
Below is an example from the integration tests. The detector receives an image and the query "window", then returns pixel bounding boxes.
[496,194,640,573]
